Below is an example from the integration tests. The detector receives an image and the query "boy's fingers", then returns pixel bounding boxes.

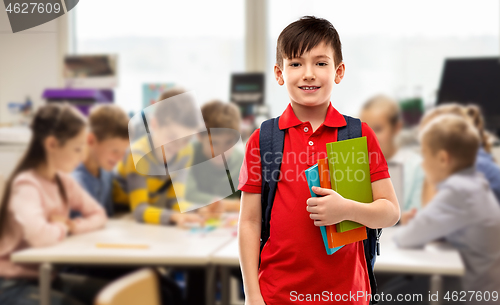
[306,198,319,206]
[309,213,321,220]
[313,220,326,226]
[312,186,333,196]
[306,205,319,213]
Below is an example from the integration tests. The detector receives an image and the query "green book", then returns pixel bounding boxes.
[326,136,373,233]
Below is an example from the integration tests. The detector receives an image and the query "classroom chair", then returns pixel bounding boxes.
[95,268,161,305]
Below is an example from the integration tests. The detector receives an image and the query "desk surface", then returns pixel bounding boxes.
[211,227,465,276]
[12,219,234,266]
[375,226,465,276]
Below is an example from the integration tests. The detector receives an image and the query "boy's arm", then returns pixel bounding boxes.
[349,178,400,228]
[394,188,472,248]
[128,173,173,225]
[238,191,265,304]
[309,178,400,228]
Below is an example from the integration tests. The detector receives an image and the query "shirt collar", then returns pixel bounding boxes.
[437,165,476,189]
[278,102,347,130]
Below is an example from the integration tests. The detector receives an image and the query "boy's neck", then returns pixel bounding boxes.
[83,157,100,177]
[290,100,330,132]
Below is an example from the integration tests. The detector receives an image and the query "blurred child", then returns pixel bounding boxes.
[72,104,129,217]
[394,114,500,303]
[186,100,243,217]
[0,104,107,305]
[420,103,500,204]
[113,87,204,227]
[360,95,425,214]
[466,105,500,203]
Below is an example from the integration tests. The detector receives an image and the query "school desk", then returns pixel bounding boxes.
[210,226,465,305]
[11,218,235,305]
[375,226,465,305]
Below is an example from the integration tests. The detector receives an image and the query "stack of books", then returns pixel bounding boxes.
[304,137,372,255]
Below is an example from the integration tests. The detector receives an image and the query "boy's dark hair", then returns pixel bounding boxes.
[89,104,129,141]
[276,16,343,69]
[154,87,199,129]
[201,100,241,131]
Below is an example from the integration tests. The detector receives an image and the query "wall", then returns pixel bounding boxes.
[0,8,69,124]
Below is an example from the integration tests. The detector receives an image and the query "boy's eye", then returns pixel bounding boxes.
[290,63,301,67]
[317,62,328,66]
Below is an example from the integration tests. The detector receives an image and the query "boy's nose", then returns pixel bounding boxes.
[303,66,316,80]
[303,74,316,81]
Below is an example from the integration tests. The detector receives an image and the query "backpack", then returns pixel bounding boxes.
[259,115,382,304]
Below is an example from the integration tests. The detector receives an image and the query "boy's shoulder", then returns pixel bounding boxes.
[438,167,491,204]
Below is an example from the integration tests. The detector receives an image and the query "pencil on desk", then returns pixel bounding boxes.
[96,243,149,249]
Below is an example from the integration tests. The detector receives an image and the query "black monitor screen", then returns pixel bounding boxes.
[437,57,500,133]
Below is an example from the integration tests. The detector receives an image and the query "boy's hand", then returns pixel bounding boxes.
[400,208,417,225]
[197,200,224,219]
[307,186,352,226]
[171,213,205,229]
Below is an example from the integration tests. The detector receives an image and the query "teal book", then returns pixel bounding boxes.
[326,137,373,233]
[305,164,343,255]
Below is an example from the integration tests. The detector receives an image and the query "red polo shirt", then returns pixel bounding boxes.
[238,103,390,304]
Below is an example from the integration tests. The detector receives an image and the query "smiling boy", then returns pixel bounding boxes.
[237,16,400,304]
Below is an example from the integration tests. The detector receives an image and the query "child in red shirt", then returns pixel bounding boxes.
[238,16,400,304]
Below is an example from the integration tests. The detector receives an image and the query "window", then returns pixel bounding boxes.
[267,0,499,117]
[75,0,245,113]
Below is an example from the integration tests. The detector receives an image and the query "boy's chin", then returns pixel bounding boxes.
[292,98,329,107]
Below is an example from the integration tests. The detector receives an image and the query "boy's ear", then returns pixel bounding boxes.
[274,64,284,86]
[334,62,345,84]
[437,149,450,166]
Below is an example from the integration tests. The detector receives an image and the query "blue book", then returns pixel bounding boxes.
[304,164,344,255]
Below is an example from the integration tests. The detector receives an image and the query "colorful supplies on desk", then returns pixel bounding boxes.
[304,164,343,255]
[326,136,373,233]
[318,158,367,247]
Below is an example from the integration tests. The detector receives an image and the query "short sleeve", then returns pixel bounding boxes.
[362,122,390,183]
[238,128,262,193]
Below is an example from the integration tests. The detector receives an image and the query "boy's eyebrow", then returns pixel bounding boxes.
[292,54,331,60]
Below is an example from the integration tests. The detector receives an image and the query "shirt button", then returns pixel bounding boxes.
[304,127,309,132]
[308,141,314,146]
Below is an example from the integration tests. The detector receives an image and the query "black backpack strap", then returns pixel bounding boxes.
[337,115,362,140]
[259,116,285,253]
[338,115,380,304]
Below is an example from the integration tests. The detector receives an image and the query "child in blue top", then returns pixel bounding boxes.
[72,104,130,217]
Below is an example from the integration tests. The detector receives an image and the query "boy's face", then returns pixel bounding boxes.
[151,120,196,162]
[421,141,451,185]
[89,135,130,171]
[360,109,401,157]
[198,132,236,167]
[274,41,345,107]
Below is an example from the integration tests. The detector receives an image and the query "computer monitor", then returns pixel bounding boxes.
[64,54,118,89]
[437,57,500,135]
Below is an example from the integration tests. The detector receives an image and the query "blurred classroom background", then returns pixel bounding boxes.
[0,1,499,305]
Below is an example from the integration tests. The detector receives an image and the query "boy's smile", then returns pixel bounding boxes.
[275,41,345,107]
